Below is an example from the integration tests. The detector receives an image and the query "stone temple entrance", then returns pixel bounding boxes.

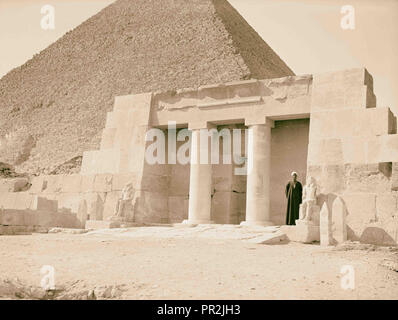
[156,118,310,226]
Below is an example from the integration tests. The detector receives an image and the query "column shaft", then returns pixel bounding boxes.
[185,129,213,224]
[242,123,273,226]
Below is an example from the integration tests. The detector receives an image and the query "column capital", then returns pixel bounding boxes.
[245,117,274,128]
[188,121,216,130]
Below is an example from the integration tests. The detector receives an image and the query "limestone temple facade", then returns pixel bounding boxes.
[1,68,397,246]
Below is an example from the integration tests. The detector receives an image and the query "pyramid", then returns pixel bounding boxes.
[0,0,294,175]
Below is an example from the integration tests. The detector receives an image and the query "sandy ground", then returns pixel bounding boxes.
[0,225,397,300]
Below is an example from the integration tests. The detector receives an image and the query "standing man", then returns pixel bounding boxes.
[285,171,302,225]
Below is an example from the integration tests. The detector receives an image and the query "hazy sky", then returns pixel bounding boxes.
[0,0,397,113]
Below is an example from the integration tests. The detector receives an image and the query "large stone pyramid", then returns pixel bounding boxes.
[0,0,294,175]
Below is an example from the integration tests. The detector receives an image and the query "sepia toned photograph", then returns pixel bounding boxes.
[0,0,397,307]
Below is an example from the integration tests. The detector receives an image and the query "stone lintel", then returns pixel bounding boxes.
[188,121,217,131]
[245,117,275,128]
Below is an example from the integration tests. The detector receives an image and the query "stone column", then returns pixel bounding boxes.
[241,118,274,226]
[184,122,215,224]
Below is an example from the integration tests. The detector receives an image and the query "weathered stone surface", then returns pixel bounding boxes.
[61,175,82,193]
[376,194,397,222]
[13,193,34,210]
[29,176,47,194]
[168,196,188,223]
[331,197,347,244]
[77,199,87,229]
[168,164,190,196]
[0,178,30,193]
[311,68,374,111]
[345,163,391,193]
[0,192,17,209]
[44,175,63,194]
[30,196,58,212]
[57,193,81,214]
[343,193,377,236]
[112,173,137,191]
[93,174,113,193]
[84,193,105,221]
[80,175,95,193]
[392,163,398,191]
[102,191,122,221]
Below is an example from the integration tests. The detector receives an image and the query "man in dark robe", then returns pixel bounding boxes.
[285,171,302,225]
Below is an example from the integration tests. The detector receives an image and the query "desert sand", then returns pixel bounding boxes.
[0,225,397,300]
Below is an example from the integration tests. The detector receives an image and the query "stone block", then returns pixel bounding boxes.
[169,165,190,196]
[343,193,377,239]
[93,174,113,193]
[307,139,344,166]
[103,191,121,221]
[281,222,320,244]
[30,196,58,212]
[0,178,30,193]
[211,191,232,224]
[44,175,64,193]
[212,176,232,192]
[105,111,116,129]
[112,173,137,191]
[320,202,333,246]
[0,210,27,226]
[0,192,17,209]
[77,199,87,228]
[100,128,117,149]
[29,176,47,194]
[168,196,188,223]
[310,108,392,140]
[57,193,81,214]
[81,150,119,175]
[133,191,168,224]
[246,231,288,245]
[85,193,105,221]
[311,68,371,111]
[13,193,34,210]
[392,163,398,191]
[345,163,391,193]
[80,175,95,193]
[376,194,397,222]
[331,197,347,244]
[60,174,82,193]
[0,225,32,235]
[140,174,170,194]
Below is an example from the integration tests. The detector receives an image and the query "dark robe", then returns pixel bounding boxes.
[285,181,302,225]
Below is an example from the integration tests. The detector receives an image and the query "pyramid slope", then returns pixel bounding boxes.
[0,0,294,174]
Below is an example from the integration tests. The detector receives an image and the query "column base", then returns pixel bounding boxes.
[240,221,274,227]
[182,219,215,225]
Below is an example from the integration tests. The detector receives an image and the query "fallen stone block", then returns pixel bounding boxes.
[281,222,320,244]
[246,231,288,244]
